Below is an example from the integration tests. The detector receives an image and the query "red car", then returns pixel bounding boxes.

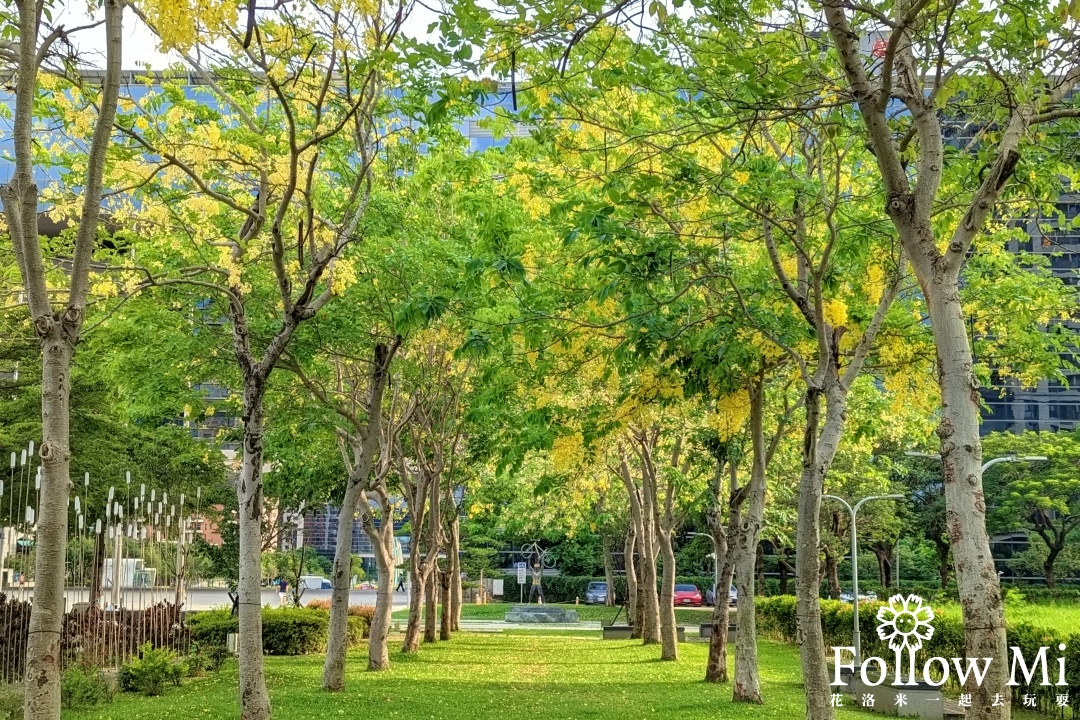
[673,584,703,607]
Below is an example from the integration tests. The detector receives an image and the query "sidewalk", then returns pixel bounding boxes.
[457,619,602,632]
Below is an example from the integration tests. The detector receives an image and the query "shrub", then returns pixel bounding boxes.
[754,595,1080,714]
[187,607,338,656]
[0,683,21,720]
[261,608,328,655]
[119,643,186,696]
[185,641,229,674]
[188,609,236,648]
[61,662,113,709]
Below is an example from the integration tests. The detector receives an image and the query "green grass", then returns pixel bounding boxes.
[62,634,865,720]
[392,602,716,625]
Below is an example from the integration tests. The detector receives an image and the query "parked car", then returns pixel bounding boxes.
[584,581,608,604]
[705,584,738,606]
[673,584,703,607]
[839,591,878,603]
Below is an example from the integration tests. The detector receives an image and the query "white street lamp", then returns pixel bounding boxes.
[686,532,720,600]
[903,451,1048,473]
[822,493,904,671]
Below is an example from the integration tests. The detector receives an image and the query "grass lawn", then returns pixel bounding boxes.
[62,634,868,720]
[392,602,716,625]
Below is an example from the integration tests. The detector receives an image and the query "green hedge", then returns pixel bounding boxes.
[755,595,1080,714]
[188,608,365,656]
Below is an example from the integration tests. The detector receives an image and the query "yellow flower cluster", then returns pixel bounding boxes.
[708,389,751,441]
[137,0,232,51]
[551,432,586,473]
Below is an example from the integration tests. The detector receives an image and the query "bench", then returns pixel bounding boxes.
[698,623,737,642]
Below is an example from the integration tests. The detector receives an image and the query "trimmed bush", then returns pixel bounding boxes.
[755,595,1080,714]
[261,608,328,655]
[188,609,236,647]
[189,606,347,656]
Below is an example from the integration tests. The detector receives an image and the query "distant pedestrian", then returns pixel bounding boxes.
[395,573,406,593]
[278,578,288,607]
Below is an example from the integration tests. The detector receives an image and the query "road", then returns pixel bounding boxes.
[0,586,412,612]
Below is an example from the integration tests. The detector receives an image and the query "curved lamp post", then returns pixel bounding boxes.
[822,493,905,670]
[685,532,719,598]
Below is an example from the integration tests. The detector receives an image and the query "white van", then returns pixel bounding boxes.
[299,575,331,590]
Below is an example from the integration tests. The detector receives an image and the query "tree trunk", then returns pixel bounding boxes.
[755,543,765,592]
[705,537,734,683]
[934,538,950,587]
[926,279,1008,720]
[322,485,361,691]
[24,334,73,719]
[634,553,646,639]
[89,529,105,608]
[402,556,427,653]
[323,341,392,690]
[1044,547,1059,590]
[778,551,792,596]
[449,513,461,632]
[602,535,616,607]
[656,527,678,661]
[706,461,737,683]
[624,526,640,637]
[638,492,660,645]
[732,379,767,703]
[873,546,894,589]
[368,556,393,670]
[823,546,841,600]
[237,399,272,720]
[439,564,451,641]
[423,568,437,643]
[795,385,847,720]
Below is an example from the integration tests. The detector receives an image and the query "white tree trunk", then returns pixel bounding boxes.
[24,335,72,719]
[449,513,461,632]
[368,554,394,670]
[402,555,428,653]
[1,1,123,716]
[926,275,1007,720]
[732,381,767,703]
[637,471,661,645]
[237,401,272,720]
[322,483,361,691]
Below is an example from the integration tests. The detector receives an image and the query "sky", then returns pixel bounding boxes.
[56,2,439,71]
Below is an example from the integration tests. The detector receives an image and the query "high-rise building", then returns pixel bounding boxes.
[979,194,1080,435]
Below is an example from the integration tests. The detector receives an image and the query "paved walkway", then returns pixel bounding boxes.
[458,619,602,632]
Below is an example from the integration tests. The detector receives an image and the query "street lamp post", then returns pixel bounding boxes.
[903,451,1048,474]
[686,532,719,599]
[903,450,1048,596]
[822,493,904,671]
